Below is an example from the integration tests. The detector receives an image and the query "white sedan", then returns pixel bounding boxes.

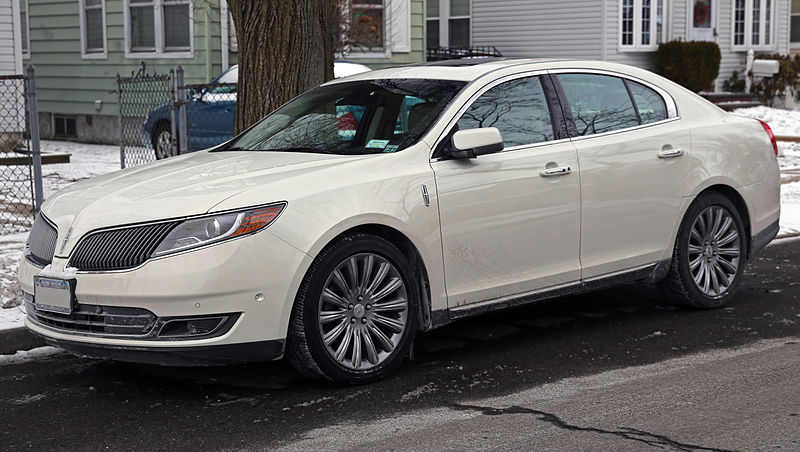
[19,59,781,383]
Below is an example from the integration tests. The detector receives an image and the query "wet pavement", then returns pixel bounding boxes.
[2,238,799,451]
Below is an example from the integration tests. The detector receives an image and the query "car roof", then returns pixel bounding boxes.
[324,58,568,84]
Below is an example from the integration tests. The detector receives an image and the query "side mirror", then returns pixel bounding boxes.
[449,127,504,159]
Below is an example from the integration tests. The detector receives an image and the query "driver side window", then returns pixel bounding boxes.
[456,76,555,148]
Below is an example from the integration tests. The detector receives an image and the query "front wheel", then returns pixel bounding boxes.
[659,192,747,309]
[286,233,417,384]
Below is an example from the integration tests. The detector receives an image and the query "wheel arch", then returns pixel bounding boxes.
[297,222,436,334]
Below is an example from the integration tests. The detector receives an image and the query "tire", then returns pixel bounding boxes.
[151,123,174,160]
[286,233,418,384]
[659,192,747,309]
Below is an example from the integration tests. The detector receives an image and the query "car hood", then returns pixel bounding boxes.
[44,150,368,256]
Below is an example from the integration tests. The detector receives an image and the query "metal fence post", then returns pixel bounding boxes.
[169,68,177,157]
[176,66,188,155]
[25,64,43,212]
[116,73,125,169]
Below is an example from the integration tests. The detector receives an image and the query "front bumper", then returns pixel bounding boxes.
[18,230,312,364]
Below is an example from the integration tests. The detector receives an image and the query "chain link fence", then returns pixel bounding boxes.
[0,71,41,235]
[116,64,175,168]
[117,64,237,168]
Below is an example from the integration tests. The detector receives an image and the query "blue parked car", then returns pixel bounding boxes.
[142,61,372,159]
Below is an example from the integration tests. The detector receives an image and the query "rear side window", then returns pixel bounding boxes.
[626,80,667,124]
[456,76,555,148]
[556,74,639,136]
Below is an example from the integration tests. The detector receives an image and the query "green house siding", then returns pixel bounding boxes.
[346,0,426,70]
[26,0,228,118]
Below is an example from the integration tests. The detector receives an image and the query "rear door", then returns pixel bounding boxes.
[432,74,582,308]
[553,72,690,279]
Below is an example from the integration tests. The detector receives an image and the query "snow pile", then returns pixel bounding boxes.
[781,181,800,236]
[0,141,119,324]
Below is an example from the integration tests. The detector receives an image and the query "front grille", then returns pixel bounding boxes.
[26,300,157,337]
[27,213,58,265]
[69,221,180,271]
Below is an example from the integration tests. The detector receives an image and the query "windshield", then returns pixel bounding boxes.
[225,79,466,155]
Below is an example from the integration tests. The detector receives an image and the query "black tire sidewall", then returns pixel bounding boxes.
[676,193,747,308]
[300,235,418,384]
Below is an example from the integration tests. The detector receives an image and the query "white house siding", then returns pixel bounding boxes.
[471,0,604,60]
[0,0,21,74]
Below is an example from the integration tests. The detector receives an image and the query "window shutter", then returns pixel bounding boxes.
[390,0,411,53]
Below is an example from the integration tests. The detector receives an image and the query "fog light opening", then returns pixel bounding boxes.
[158,316,226,338]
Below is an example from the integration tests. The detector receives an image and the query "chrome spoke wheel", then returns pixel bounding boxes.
[318,253,409,370]
[687,206,740,298]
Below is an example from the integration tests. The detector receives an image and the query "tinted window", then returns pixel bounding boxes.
[627,80,668,124]
[456,76,554,147]
[557,74,639,136]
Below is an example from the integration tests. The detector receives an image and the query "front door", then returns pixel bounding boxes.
[690,0,717,41]
[432,75,582,308]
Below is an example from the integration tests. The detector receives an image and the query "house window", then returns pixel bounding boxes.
[426,0,471,48]
[732,0,775,49]
[19,0,30,58]
[80,0,107,58]
[619,0,665,50]
[792,0,800,48]
[427,0,440,48]
[125,0,192,57]
[53,115,77,137]
[350,0,385,51]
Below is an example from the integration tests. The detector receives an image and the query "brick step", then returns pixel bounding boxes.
[715,101,763,111]
[700,92,760,103]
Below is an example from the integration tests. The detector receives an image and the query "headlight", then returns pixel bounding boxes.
[152,203,286,257]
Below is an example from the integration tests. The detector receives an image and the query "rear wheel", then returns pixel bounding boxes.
[151,123,174,160]
[659,192,746,309]
[286,233,417,384]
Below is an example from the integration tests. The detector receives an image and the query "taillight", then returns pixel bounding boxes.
[757,119,778,156]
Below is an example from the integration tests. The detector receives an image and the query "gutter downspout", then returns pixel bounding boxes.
[205,3,212,81]
[221,0,229,70]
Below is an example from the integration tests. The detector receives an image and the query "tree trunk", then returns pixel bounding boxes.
[227,1,335,134]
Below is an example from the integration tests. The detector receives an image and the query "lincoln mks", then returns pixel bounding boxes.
[19,59,780,383]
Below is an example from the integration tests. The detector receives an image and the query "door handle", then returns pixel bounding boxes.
[539,166,572,177]
[657,147,684,159]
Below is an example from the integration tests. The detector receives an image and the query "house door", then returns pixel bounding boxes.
[690,0,717,41]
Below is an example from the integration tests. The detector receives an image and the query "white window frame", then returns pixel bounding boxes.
[789,1,800,48]
[123,0,194,59]
[19,0,30,59]
[341,0,391,59]
[619,0,668,52]
[731,0,777,51]
[79,0,108,60]
[428,0,472,48]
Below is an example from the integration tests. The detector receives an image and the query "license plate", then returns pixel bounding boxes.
[33,276,75,314]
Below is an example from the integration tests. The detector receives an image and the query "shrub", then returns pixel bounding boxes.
[750,53,800,107]
[722,70,746,93]
[654,41,721,92]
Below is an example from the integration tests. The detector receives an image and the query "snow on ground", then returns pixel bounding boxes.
[0,141,120,326]
[781,181,800,237]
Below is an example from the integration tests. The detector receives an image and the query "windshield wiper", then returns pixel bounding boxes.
[260,147,334,154]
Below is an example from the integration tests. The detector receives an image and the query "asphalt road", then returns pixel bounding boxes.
[2,237,799,451]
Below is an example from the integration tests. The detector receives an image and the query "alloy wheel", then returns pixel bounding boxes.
[687,205,741,298]
[317,253,409,370]
[155,130,172,159]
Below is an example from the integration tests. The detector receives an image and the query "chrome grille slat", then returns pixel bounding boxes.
[26,301,157,337]
[69,220,181,271]
[27,213,58,265]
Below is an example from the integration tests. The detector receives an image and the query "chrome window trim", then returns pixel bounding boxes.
[66,201,287,274]
[568,116,681,142]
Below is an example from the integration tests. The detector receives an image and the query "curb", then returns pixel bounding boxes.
[0,326,45,355]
